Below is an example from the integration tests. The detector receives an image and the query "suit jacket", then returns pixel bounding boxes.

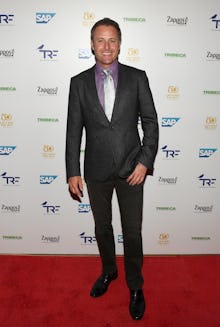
[66,62,159,182]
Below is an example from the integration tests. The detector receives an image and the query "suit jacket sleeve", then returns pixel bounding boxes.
[65,76,84,179]
[136,71,159,170]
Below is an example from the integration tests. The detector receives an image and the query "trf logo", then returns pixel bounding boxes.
[37,45,58,60]
[1,172,20,185]
[210,14,220,29]
[41,201,60,214]
[198,174,216,187]
[79,232,96,244]
[161,145,180,159]
[0,14,14,24]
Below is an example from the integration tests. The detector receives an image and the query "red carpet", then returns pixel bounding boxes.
[0,255,220,327]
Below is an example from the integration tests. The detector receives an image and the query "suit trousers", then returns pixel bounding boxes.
[86,177,144,290]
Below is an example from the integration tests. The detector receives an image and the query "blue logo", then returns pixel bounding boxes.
[78,204,91,213]
[40,175,57,184]
[0,172,20,185]
[162,117,180,127]
[0,14,14,24]
[36,13,56,24]
[199,148,217,158]
[210,14,220,29]
[79,232,96,245]
[78,48,92,59]
[37,45,58,60]
[0,146,16,155]
[161,145,181,159]
[41,201,60,214]
[118,234,123,243]
[198,174,216,187]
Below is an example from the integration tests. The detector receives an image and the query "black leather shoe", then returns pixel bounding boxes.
[129,289,146,320]
[90,271,118,297]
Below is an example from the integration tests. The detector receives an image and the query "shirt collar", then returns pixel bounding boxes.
[95,60,118,76]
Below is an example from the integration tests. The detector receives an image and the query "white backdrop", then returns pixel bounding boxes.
[1,0,219,254]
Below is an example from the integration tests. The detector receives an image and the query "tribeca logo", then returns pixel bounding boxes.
[161,117,180,127]
[210,14,220,29]
[37,86,58,95]
[0,172,20,185]
[161,145,181,159]
[37,45,58,60]
[167,16,188,26]
[194,205,213,214]
[41,201,60,214]
[0,146,16,156]
[197,174,216,188]
[0,14,14,25]
[199,148,217,158]
[37,117,59,123]
[165,53,186,58]
[36,13,56,24]
[0,49,15,58]
[123,17,146,22]
[158,176,178,185]
[40,175,57,184]
[206,51,220,61]
[41,235,60,243]
[1,204,21,214]
[205,116,217,130]
[78,204,91,213]
[79,232,96,245]
[78,48,92,59]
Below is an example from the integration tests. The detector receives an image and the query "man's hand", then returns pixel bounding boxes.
[68,176,83,198]
[126,163,147,186]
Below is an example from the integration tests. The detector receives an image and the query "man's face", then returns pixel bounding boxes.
[91,25,121,69]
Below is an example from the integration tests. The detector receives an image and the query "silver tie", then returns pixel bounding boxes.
[103,70,115,121]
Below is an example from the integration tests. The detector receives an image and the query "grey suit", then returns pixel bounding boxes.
[66,62,158,289]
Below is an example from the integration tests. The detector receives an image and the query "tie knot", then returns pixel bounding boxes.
[103,69,111,77]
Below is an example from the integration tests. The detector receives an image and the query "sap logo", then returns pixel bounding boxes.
[78,48,92,59]
[36,13,56,24]
[40,175,57,184]
[37,44,58,60]
[41,201,60,214]
[0,146,16,155]
[79,232,96,244]
[0,14,14,24]
[198,174,216,187]
[161,145,180,159]
[118,234,123,243]
[78,204,91,213]
[162,117,180,127]
[199,148,217,158]
[1,172,20,185]
[210,14,220,29]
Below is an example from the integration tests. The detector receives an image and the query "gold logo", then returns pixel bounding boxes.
[158,233,170,245]
[127,48,140,62]
[205,116,217,129]
[82,12,95,26]
[0,113,13,127]
[167,86,179,99]
[42,145,55,158]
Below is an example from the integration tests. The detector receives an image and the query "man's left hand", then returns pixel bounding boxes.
[126,163,147,186]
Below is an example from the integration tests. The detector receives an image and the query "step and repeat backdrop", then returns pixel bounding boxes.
[1,0,219,254]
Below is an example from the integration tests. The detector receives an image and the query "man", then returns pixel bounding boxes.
[66,18,158,320]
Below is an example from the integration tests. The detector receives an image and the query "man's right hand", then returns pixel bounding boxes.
[68,176,83,198]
